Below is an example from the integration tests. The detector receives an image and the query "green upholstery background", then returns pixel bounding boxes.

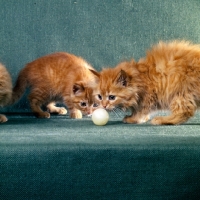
[1,0,200,199]
[1,0,200,112]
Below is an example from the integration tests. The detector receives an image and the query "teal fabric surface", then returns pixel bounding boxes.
[1,114,200,199]
[1,0,200,199]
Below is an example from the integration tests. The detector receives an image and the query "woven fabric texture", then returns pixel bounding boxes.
[1,0,200,199]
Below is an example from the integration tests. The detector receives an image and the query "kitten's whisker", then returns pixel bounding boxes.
[115,107,126,115]
[112,108,120,118]
[116,108,124,115]
[116,105,126,112]
[113,111,119,118]
[116,108,124,116]
[111,107,126,118]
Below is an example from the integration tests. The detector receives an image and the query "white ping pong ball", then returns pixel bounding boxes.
[92,108,109,126]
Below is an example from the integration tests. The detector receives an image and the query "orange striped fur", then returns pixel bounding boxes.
[12,52,99,118]
[95,41,200,125]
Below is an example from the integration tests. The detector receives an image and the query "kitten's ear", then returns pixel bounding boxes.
[115,70,128,87]
[73,83,84,95]
[89,69,100,78]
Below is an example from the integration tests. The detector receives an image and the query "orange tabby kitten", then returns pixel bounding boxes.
[0,63,12,123]
[94,40,200,125]
[12,52,99,118]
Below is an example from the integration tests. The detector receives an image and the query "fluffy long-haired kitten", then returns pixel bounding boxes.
[0,63,12,123]
[12,52,99,118]
[94,40,200,125]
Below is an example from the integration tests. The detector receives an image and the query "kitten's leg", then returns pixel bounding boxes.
[46,102,67,115]
[123,113,150,124]
[123,108,150,124]
[69,107,82,119]
[63,98,82,119]
[67,103,82,118]
[0,114,8,123]
[28,91,50,118]
[151,96,196,125]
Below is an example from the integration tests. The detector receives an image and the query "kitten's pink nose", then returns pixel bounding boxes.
[87,108,93,115]
[102,101,107,109]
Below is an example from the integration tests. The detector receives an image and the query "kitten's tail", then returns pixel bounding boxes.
[11,69,28,104]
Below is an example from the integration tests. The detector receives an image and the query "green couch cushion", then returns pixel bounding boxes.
[1,114,200,199]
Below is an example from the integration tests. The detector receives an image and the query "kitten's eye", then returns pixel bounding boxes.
[80,102,87,107]
[122,80,127,86]
[93,103,99,107]
[98,94,102,100]
[109,95,116,100]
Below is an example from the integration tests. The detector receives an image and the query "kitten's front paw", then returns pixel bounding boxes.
[151,117,163,125]
[70,110,82,119]
[58,107,67,115]
[36,112,50,118]
[123,116,138,124]
[0,114,8,123]
[47,105,67,115]
[123,115,150,124]
[151,116,175,125]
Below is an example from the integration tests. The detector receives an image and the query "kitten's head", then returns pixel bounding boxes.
[93,60,146,111]
[72,82,100,116]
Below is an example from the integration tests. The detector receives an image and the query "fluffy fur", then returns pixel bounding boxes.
[94,40,200,125]
[12,52,99,118]
[0,63,12,123]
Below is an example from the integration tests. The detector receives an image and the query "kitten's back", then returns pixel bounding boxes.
[24,52,95,82]
[145,40,200,67]
[12,52,97,104]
